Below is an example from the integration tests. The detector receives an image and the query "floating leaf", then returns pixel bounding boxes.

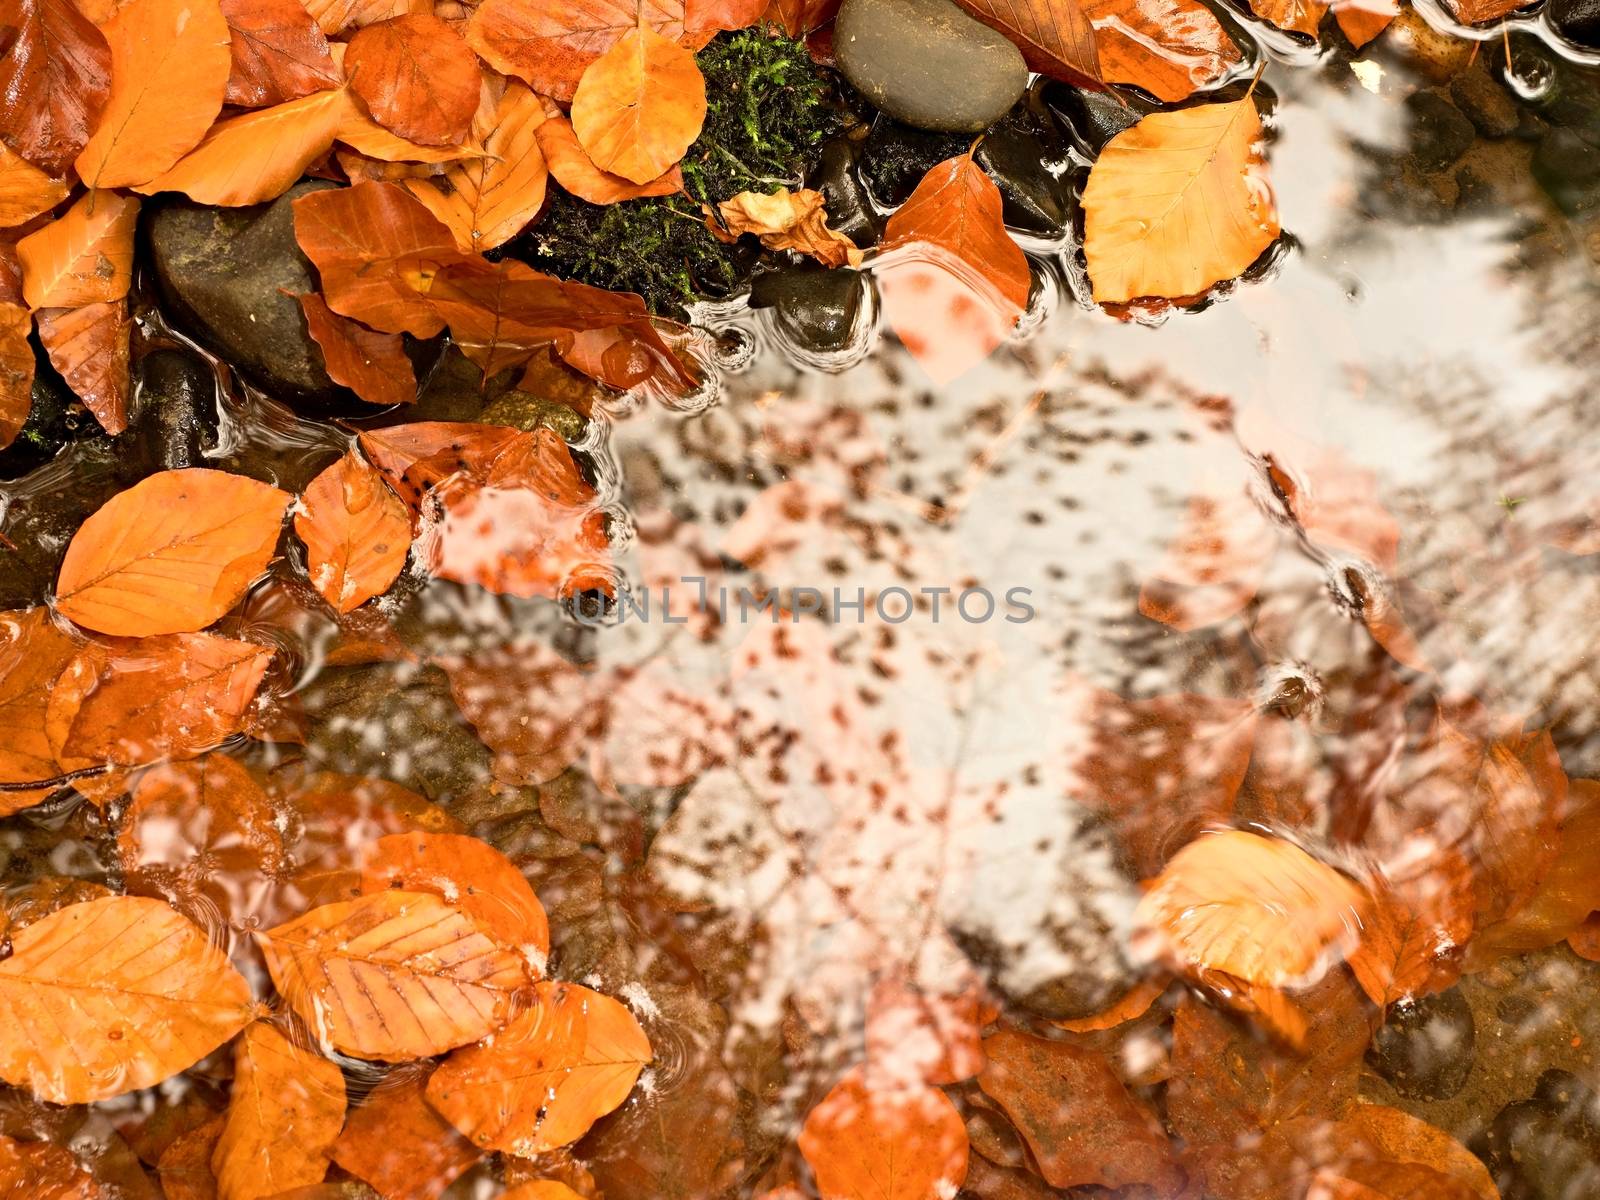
[797,1067,968,1200]
[1082,98,1279,304]
[221,0,342,108]
[330,1067,483,1200]
[258,890,528,1060]
[0,896,253,1103]
[570,25,706,186]
[0,608,79,810]
[36,299,131,435]
[74,0,232,188]
[0,0,111,175]
[55,468,291,637]
[16,190,138,309]
[1332,0,1397,47]
[1248,0,1326,35]
[952,0,1099,86]
[1085,0,1241,102]
[0,144,72,229]
[0,300,32,450]
[344,14,482,147]
[294,450,412,613]
[427,980,651,1153]
[535,111,682,204]
[708,187,861,268]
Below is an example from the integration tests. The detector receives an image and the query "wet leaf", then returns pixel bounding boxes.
[796,1067,968,1200]
[0,300,33,451]
[1082,98,1279,303]
[1344,1105,1499,1200]
[0,0,111,175]
[426,980,651,1153]
[297,292,417,407]
[0,144,72,229]
[344,14,481,147]
[0,895,253,1103]
[221,0,342,108]
[500,1184,586,1200]
[55,468,291,637]
[330,1067,483,1200]
[302,0,421,35]
[1332,0,1397,45]
[16,190,138,309]
[535,111,683,205]
[1052,977,1169,1033]
[0,1135,102,1199]
[156,1118,224,1200]
[1248,0,1326,35]
[294,450,413,613]
[1347,851,1474,1006]
[708,187,862,268]
[273,770,465,875]
[1441,0,1524,22]
[570,25,706,186]
[35,299,131,435]
[1084,0,1242,102]
[762,0,839,36]
[257,889,528,1060]
[951,0,1099,86]
[213,1023,347,1200]
[74,0,232,188]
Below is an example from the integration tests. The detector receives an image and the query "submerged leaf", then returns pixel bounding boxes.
[297,292,417,407]
[797,1067,968,1200]
[0,608,79,810]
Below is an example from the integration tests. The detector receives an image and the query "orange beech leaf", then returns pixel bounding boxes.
[134,88,346,206]
[1247,0,1326,35]
[762,0,839,35]
[55,468,291,637]
[74,0,232,188]
[977,1030,1179,1191]
[273,770,464,874]
[708,187,861,268]
[1083,99,1279,304]
[221,0,342,107]
[0,144,72,229]
[258,890,528,1061]
[570,25,706,186]
[0,1135,101,1198]
[879,151,1029,383]
[1134,831,1370,989]
[296,292,416,407]
[952,0,1099,87]
[0,895,253,1103]
[1084,0,1241,102]
[1332,0,1396,45]
[293,180,462,336]
[0,608,79,811]
[294,450,412,612]
[156,1116,224,1200]
[336,98,481,165]
[1347,852,1473,1006]
[864,973,987,1087]
[1441,0,1524,20]
[356,418,525,498]
[330,1067,482,1200]
[46,632,274,772]
[796,1067,968,1200]
[427,980,651,1153]
[404,80,549,252]
[344,14,481,147]
[439,642,589,787]
[17,190,138,309]
[464,0,671,104]
[303,0,423,35]
[1344,1105,1498,1200]
[35,299,131,435]
[535,112,682,204]
[213,1023,347,1200]
[0,0,111,175]
[0,300,32,450]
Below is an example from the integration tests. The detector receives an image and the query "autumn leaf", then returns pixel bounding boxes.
[1082,98,1279,304]
[213,1023,347,1200]
[1344,1105,1499,1200]
[535,111,683,205]
[500,1185,587,1200]
[221,0,342,108]
[16,190,138,309]
[258,889,528,1060]
[0,143,72,229]
[0,1135,101,1199]
[1332,0,1397,46]
[0,896,253,1103]
[36,300,131,435]
[952,0,1100,87]
[134,89,346,206]
[344,14,482,147]
[570,25,707,186]
[0,608,79,810]
[763,0,840,36]
[293,451,412,612]
[708,187,862,268]
[0,300,32,450]
[427,980,651,1153]
[329,1067,483,1200]
[1347,852,1473,1006]
[1248,0,1326,36]
[1441,0,1524,21]
[302,0,418,35]
[75,0,232,189]
[337,91,483,165]
[297,293,416,409]
[1084,0,1242,103]
[796,1067,968,1200]
[0,0,111,175]
[1052,977,1169,1033]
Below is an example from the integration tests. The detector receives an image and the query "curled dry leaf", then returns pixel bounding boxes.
[0,1135,101,1199]
[0,895,253,1103]
[329,1067,483,1200]
[796,1067,968,1200]
[17,190,139,309]
[344,14,482,147]
[55,468,291,637]
[213,1023,347,1200]
[427,980,651,1153]
[535,112,683,205]
[258,889,528,1061]
[294,450,413,612]
[0,608,78,810]
[570,25,707,186]
[75,0,232,188]
[36,300,131,435]
[709,187,862,268]
[1134,830,1370,989]
[0,300,32,451]
[0,0,111,175]
[0,144,72,229]
[221,0,342,108]
[953,0,1100,86]
[297,292,417,407]
[1085,0,1242,103]
[1082,98,1279,304]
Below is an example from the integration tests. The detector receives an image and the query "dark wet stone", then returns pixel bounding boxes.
[0,355,101,481]
[480,391,586,441]
[1534,128,1600,214]
[0,440,126,610]
[1480,1085,1600,1200]
[808,138,881,247]
[1406,91,1476,171]
[1451,67,1521,138]
[146,180,342,410]
[121,348,220,472]
[859,118,968,206]
[409,345,518,422]
[1044,82,1156,158]
[1551,0,1600,48]
[1366,987,1476,1100]
[976,117,1073,234]
[750,266,870,355]
[836,0,1027,133]
[1454,163,1497,211]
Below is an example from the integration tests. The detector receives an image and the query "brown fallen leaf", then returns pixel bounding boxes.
[1248,0,1326,36]
[427,980,651,1153]
[1085,0,1241,102]
[297,292,416,407]
[1441,0,1526,21]
[213,1023,346,1200]
[763,0,840,36]
[0,0,111,175]
[1332,0,1397,45]
[294,449,412,612]
[221,0,342,107]
[1344,1105,1499,1200]
[330,1067,482,1200]
[0,1135,102,1199]
[570,25,707,185]
[36,299,131,435]
[797,1067,968,1200]
[258,889,528,1060]
[535,111,683,204]
[708,187,861,268]
[0,895,254,1103]
[0,299,33,450]
[1348,852,1473,1007]
[344,14,481,147]
[16,190,139,309]
[303,0,422,35]
[1052,977,1169,1033]
[75,0,232,188]
[953,0,1099,86]
[0,144,72,229]
[0,609,80,810]
[156,1117,224,1200]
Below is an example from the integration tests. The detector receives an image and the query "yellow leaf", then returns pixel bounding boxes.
[16,190,138,309]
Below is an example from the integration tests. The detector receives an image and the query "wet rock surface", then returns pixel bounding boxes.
[1551,0,1600,49]
[0,358,102,482]
[121,348,221,473]
[1451,68,1522,139]
[808,139,881,248]
[0,440,127,610]
[1045,83,1153,157]
[1479,1073,1600,1200]
[835,0,1027,133]
[1366,987,1477,1101]
[750,266,871,356]
[1407,92,1477,172]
